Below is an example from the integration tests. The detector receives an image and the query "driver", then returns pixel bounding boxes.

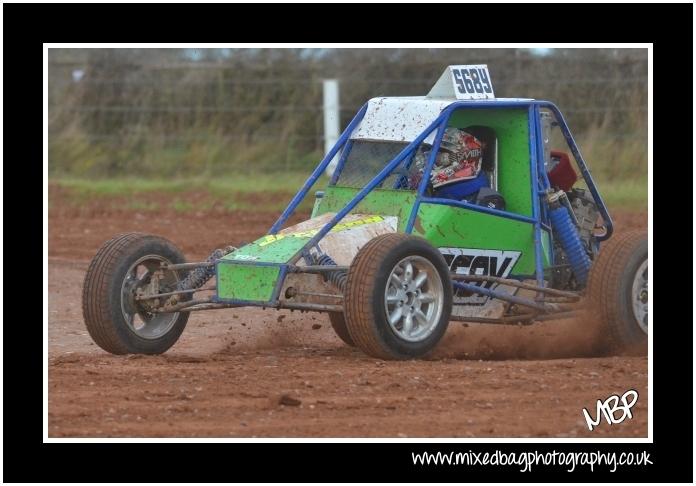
[409,127,505,210]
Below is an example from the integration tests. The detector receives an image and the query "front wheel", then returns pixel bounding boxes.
[343,234,452,360]
[586,230,648,354]
[82,233,190,354]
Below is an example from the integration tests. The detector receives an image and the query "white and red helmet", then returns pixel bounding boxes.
[429,128,484,188]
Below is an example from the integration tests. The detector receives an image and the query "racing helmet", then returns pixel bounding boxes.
[429,128,484,188]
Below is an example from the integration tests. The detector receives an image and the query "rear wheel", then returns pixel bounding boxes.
[586,230,648,354]
[82,233,190,354]
[343,234,452,360]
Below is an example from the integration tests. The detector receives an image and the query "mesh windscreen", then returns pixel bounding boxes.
[333,140,428,190]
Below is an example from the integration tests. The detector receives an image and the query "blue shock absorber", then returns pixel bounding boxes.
[548,205,591,286]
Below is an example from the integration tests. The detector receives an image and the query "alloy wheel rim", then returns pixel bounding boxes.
[384,256,444,342]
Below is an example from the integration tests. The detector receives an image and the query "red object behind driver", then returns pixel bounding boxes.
[548,150,577,192]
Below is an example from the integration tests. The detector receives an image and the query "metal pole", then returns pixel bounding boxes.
[323,79,340,176]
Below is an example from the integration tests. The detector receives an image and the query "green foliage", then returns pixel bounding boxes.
[591,177,647,210]
[54,173,321,195]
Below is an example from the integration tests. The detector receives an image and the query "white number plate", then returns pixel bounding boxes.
[449,65,495,100]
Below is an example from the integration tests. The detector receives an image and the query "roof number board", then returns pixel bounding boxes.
[449,65,495,100]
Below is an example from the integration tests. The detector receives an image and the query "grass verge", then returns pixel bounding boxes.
[49,173,646,213]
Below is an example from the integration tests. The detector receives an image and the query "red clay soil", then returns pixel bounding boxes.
[48,192,648,438]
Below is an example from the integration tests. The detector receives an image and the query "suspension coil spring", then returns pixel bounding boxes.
[548,206,591,286]
[309,253,348,292]
[177,246,236,291]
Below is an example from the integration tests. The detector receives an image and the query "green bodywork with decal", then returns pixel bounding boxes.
[222,236,309,264]
[217,263,280,302]
[220,213,393,266]
[412,203,551,276]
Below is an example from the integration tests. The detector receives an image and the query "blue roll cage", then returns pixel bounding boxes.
[267,99,613,289]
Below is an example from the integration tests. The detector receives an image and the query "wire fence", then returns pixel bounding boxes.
[47,48,648,179]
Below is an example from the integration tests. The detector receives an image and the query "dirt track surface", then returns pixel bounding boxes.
[48,193,648,438]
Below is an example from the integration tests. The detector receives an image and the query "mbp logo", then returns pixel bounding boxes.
[582,389,639,431]
[440,248,521,305]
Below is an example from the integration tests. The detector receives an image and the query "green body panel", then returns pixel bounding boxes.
[448,108,532,217]
[222,235,309,264]
[217,233,304,302]
[314,186,416,231]
[217,263,280,301]
[412,203,550,276]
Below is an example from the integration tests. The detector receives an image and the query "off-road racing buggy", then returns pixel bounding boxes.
[83,65,648,360]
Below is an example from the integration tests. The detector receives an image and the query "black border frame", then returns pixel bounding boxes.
[3,2,692,482]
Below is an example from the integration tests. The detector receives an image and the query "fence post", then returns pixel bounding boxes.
[322,79,340,176]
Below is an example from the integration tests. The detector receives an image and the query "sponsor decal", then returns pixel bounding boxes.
[257,215,385,247]
[440,248,522,305]
[231,254,259,261]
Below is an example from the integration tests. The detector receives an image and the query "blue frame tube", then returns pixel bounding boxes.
[289,100,551,274]
[268,103,368,235]
[452,281,547,312]
[533,105,551,226]
[404,119,449,232]
[533,106,554,193]
[528,105,545,288]
[538,102,613,241]
[417,197,538,225]
[288,113,451,263]
[404,101,538,234]
[532,104,554,278]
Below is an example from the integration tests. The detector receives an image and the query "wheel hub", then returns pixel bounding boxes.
[120,255,180,340]
[384,256,444,342]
